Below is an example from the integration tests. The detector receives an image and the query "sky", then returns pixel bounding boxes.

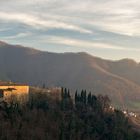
[0,0,140,61]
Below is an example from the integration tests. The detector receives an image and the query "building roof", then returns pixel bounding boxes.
[0,81,28,86]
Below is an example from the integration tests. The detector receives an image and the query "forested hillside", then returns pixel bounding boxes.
[0,88,139,140]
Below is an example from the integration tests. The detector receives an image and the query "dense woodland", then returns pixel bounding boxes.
[0,88,139,140]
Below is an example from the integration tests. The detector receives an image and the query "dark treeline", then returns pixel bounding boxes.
[0,88,139,140]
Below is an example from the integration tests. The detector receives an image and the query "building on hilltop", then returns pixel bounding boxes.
[0,81,29,103]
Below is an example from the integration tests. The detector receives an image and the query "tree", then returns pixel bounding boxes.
[87,92,92,106]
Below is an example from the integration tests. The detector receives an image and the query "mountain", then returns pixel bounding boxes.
[0,41,140,110]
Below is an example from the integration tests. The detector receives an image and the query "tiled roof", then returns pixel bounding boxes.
[0,81,28,86]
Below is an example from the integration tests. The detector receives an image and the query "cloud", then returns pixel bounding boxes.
[1,32,31,39]
[43,36,140,51]
[0,12,92,34]
[0,0,140,36]
[0,0,140,60]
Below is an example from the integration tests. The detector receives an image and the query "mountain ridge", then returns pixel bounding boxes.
[0,41,140,110]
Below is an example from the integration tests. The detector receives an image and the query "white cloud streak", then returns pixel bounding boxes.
[1,32,31,39]
[0,0,140,36]
[44,36,140,51]
[0,12,92,34]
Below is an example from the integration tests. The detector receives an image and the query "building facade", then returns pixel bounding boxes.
[0,82,29,103]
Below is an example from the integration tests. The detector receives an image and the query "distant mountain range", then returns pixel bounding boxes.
[0,40,140,110]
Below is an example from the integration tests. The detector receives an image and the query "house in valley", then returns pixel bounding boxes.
[0,81,29,103]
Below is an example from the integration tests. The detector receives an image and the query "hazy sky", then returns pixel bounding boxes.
[0,0,140,61]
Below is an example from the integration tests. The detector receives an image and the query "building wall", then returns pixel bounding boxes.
[0,85,29,103]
